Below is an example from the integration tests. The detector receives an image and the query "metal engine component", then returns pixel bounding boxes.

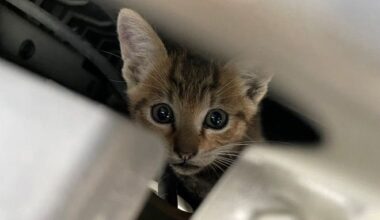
[0,0,126,111]
[0,59,166,220]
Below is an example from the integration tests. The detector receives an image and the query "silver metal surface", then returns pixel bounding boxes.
[193,147,380,220]
[4,0,126,98]
[0,6,101,96]
[0,59,165,220]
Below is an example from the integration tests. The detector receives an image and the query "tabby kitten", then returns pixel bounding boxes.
[117,9,271,208]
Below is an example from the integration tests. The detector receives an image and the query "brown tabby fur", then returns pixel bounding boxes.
[117,8,271,208]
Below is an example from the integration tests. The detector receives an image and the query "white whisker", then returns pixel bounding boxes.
[101,50,121,58]
[215,159,233,168]
[213,160,225,173]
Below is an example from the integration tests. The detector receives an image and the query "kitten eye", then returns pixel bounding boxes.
[204,109,228,130]
[151,103,174,124]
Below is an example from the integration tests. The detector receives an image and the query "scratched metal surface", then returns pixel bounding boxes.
[0,59,165,220]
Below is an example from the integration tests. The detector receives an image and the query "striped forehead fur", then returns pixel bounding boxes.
[167,49,220,104]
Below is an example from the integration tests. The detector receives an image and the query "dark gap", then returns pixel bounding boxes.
[261,97,322,145]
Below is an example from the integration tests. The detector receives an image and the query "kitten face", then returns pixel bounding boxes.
[117,9,271,175]
[128,53,258,175]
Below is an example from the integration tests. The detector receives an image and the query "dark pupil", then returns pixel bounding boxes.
[152,104,174,124]
[210,112,223,126]
[157,106,170,121]
[205,109,228,130]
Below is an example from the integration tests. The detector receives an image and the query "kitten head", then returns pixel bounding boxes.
[117,9,271,175]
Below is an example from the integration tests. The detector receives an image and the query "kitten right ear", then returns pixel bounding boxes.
[117,9,168,88]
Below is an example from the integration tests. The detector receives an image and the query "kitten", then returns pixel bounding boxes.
[117,9,271,209]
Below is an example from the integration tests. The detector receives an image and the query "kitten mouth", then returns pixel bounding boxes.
[170,161,202,175]
[171,162,200,169]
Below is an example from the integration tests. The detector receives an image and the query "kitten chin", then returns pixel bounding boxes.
[168,153,214,176]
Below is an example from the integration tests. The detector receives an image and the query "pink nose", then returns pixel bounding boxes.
[177,152,196,161]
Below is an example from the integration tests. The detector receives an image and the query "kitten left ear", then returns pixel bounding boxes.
[242,71,272,104]
[228,61,273,103]
[117,9,168,88]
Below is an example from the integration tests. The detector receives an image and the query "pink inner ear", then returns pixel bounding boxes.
[121,28,137,52]
[117,9,168,85]
[118,19,138,52]
[118,16,146,63]
[118,11,142,52]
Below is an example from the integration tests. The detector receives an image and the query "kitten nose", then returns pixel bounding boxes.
[176,151,197,161]
[180,153,194,161]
